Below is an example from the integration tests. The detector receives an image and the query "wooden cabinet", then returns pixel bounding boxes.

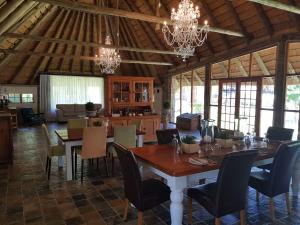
[106,76,154,113]
[0,114,13,164]
[142,117,160,142]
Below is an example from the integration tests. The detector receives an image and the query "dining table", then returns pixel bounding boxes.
[130,141,280,225]
[55,128,145,181]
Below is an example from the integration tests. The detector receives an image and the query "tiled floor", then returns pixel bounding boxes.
[0,123,300,225]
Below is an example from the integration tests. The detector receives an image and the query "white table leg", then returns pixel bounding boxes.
[292,155,300,196]
[167,177,187,225]
[137,135,144,147]
[65,142,73,181]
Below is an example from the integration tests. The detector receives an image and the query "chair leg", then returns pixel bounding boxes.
[81,159,84,183]
[269,197,275,221]
[285,192,291,215]
[111,156,114,176]
[45,156,49,172]
[215,218,221,225]
[75,153,77,179]
[188,198,193,225]
[104,157,109,177]
[137,211,143,225]
[47,158,52,180]
[123,199,129,221]
[256,191,259,202]
[240,210,246,225]
[71,152,74,179]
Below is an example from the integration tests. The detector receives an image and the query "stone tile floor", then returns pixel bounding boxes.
[0,123,300,225]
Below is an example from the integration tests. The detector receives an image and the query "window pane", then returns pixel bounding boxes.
[284,111,299,140]
[229,54,250,77]
[260,110,273,137]
[211,60,229,79]
[261,77,274,109]
[171,75,181,122]
[21,93,34,103]
[251,46,277,76]
[287,42,300,75]
[210,106,218,125]
[181,72,192,113]
[286,76,300,111]
[192,68,205,114]
[210,80,219,105]
[8,94,20,103]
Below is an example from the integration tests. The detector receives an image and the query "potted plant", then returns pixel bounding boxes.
[162,101,171,129]
[85,102,96,117]
[181,135,200,154]
[215,130,234,148]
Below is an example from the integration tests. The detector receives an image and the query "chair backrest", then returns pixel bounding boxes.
[215,150,258,217]
[67,118,87,129]
[269,141,300,196]
[42,124,51,146]
[266,126,294,141]
[114,125,136,148]
[88,118,103,127]
[130,120,142,131]
[156,129,181,145]
[113,142,143,209]
[81,126,107,159]
[20,108,34,122]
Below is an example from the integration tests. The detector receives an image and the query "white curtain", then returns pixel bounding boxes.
[40,75,104,120]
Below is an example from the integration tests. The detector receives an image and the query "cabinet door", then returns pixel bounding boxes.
[112,81,131,104]
[0,118,12,163]
[107,119,128,134]
[133,81,153,105]
[142,118,160,142]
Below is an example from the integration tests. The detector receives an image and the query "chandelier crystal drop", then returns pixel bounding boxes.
[162,0,209,61]
[95,35,121,74]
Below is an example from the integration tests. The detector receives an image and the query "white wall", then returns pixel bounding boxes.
[0,85,38,112]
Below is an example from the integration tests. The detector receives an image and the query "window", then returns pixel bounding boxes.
[21,94,34,103]
[260,77,274,136]
[49,75,105,112]
[8,94,20,103]
[171,67,205,122]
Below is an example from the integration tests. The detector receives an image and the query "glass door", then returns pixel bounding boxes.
[134,82,151,103]
[112,81,130,103]
[219,78,261,134]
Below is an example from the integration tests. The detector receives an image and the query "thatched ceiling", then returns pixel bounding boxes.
[0,0,299,85]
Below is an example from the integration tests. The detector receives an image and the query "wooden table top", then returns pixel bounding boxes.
[55,128,145,142]
[130,143,279,177]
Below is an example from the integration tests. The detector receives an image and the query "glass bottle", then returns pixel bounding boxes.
[172,134,181,154]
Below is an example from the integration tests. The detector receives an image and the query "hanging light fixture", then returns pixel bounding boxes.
[94,0,121,74]
[162,0,209,61]
[95,36,121,74]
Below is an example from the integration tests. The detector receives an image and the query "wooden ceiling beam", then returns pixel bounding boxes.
[57,11,80,71]
[0,1,38,36]
[287,0,300,32]
[224,0,252,42]
[121,17,162,82]
[0,48,173,66]
[123,0,176,65]
[0,0,24,24]
[0,4,53,69]
[248,0,300,14]
[31,0,244,37]
[197,0,231,50]
[80,13,88,72]
[0,32,191,56]
[8,9,65,84]
[253,3,273,36]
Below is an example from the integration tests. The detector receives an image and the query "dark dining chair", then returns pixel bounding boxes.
[113,142,170,225]
[156,128,181,145]
[258,126,294,171]
[20,108,45,126]
[187,150,258,225]
[249,141,300,220]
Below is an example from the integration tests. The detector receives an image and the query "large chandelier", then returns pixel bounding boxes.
[162,0,209,61]
[95,36,121,74]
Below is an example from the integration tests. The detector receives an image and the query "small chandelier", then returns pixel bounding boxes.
[95,36,121,74]
[162,0,209,61]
